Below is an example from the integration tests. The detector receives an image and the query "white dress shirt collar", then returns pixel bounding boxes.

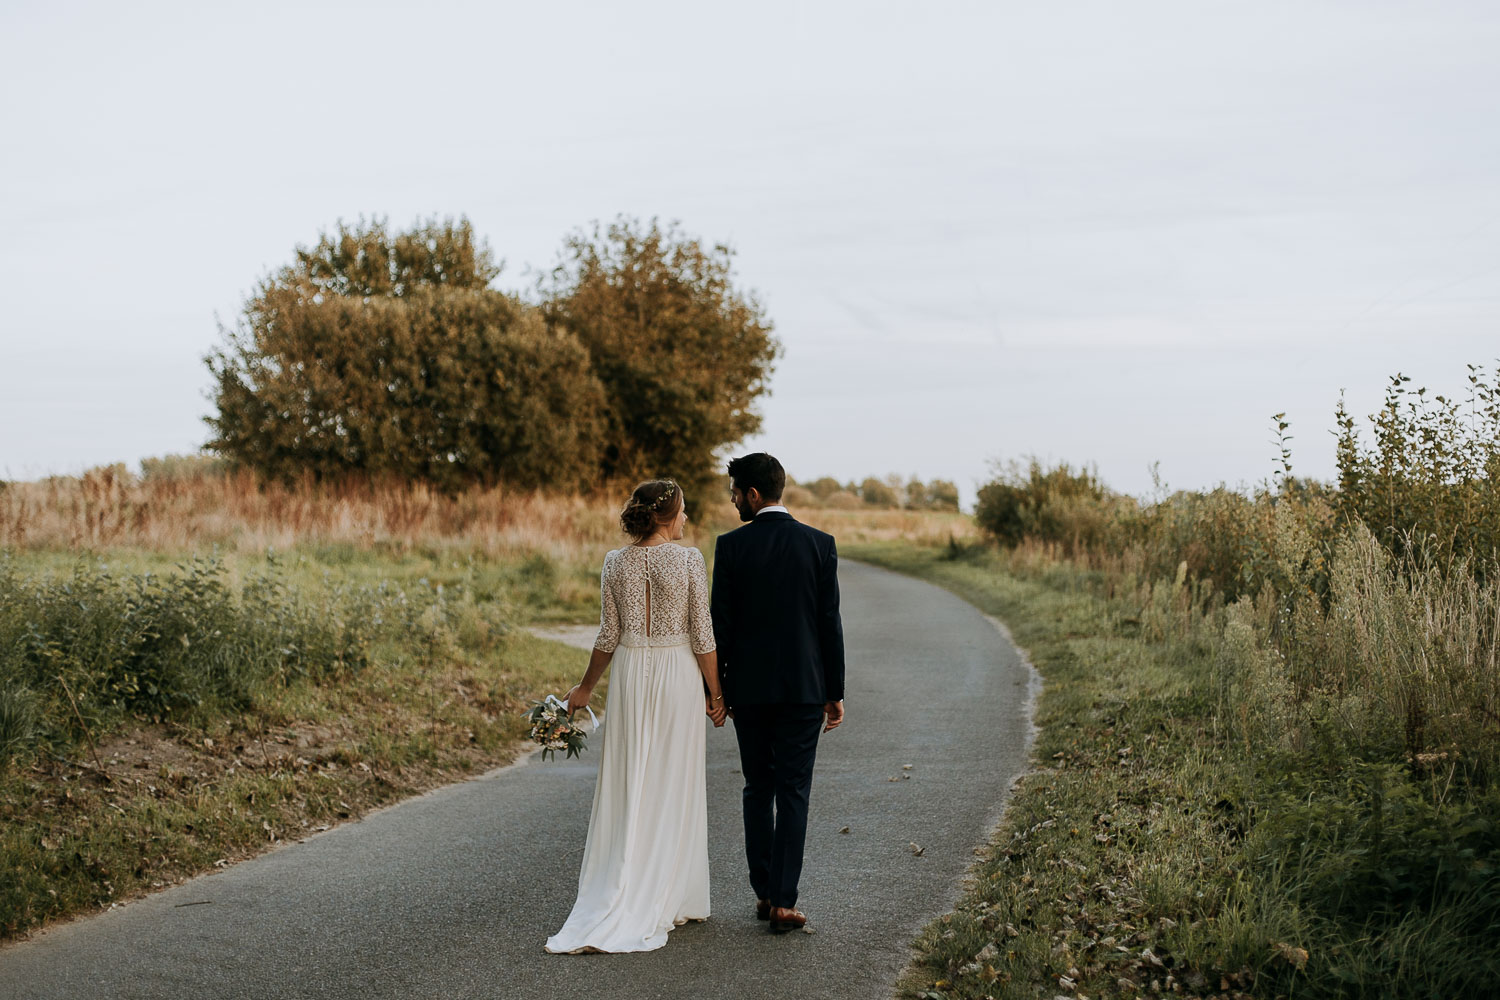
[756,504,789,516]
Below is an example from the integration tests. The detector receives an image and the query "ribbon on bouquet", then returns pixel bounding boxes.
[545,693,600,731]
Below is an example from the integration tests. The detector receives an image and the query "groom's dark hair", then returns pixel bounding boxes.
[726,452,785,502]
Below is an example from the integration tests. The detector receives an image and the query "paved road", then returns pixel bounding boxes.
[0,560,1039,1000]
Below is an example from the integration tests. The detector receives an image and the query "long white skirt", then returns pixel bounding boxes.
[544,640,710,953]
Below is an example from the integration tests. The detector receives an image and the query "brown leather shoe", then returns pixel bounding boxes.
[756,898,771,921]
[768,906,807,933]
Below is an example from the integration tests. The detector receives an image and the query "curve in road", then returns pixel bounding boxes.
[0,559,1039,1000]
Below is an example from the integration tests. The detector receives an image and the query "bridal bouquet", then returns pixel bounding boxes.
[524,695,598,761]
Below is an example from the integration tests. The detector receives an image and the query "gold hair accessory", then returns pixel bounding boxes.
[648,482,677,510]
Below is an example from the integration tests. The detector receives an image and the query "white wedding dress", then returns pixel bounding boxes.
[544,542,717,954]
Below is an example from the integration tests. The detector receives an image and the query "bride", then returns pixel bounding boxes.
[544,479,727,954]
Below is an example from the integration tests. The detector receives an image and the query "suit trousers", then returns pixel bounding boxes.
[730,702,824,909]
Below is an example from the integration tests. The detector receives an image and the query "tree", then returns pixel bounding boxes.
[904,476,931,509]
[928,479,960,511]
[204,216,606,492]
[804,476,844,500]
[974,458,1110,547]
[539,216,781,496]
[860,477,900,508]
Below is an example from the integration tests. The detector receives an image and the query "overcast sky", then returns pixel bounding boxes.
[3,1,1498,506]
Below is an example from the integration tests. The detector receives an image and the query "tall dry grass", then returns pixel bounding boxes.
[1227,521,1500,781]
[979,494,1500,780]
[0,461,976,557]
[795,506,977,547]
[0,463,629,560]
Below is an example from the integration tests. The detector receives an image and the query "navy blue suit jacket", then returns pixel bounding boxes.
[710,511,845,708]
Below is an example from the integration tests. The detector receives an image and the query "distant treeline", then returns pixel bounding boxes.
[784,475,959,512]
[203,214,778,497]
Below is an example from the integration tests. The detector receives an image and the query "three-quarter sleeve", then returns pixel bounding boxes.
[593,551,620,653]
[687,547,717,654]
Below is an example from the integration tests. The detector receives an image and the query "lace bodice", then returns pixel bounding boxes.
[593,544,716,654]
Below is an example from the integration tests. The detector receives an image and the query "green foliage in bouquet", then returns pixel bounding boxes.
[523,697,591,761]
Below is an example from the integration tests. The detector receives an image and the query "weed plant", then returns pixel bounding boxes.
[861,539,1500,999]
[0,549,516,768]
[0,544,583,939]
[885,363,1500,999]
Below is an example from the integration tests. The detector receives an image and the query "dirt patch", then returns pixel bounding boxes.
[63,719,357,788]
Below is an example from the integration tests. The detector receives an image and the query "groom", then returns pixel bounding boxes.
[711,452,845,934]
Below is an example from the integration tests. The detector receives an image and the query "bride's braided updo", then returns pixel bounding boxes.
[620,479,683,540]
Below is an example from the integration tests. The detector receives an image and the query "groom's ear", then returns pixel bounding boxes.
[745,486,762,506]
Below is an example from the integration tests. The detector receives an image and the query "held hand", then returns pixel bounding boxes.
[564,684,592,714]
[705,695,727,727]
[823,700,844,733]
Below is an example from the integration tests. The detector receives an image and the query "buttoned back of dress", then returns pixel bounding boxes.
[592,544,717,654]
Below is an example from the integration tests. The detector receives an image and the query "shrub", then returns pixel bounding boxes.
[927,479,960,512]
[973,458,1114,551]
[781,485,817,508]
[0,552,379,761]
[803,477,844,500]
[204,216,607,493]
[1333,367,1500,579]
[859,477,900,508]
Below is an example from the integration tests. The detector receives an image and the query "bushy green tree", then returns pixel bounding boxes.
[804,476,844,500]
[928,479,960,511]
[904,476,931,509]
[1333,367,1500,576]
[204,216,606,492]
[974,458,1112,547]
[860,477,900,508]
[539,216,781,496]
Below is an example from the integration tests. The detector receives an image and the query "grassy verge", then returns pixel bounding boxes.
[0,545,606,942]
[847,541,1500,1000]
[0,505,959,945]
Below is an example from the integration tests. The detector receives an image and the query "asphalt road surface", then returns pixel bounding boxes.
[0,559,1039,1000]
